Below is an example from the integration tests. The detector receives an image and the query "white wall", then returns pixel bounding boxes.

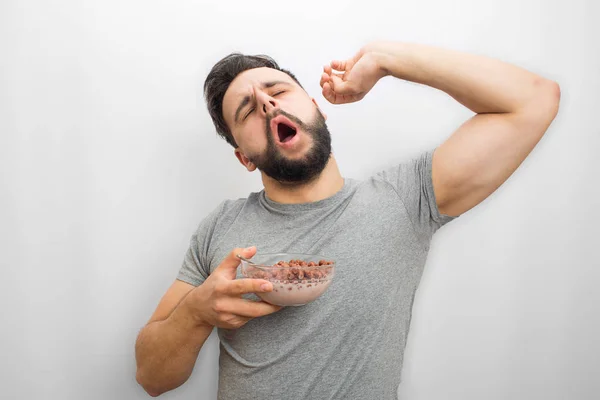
[1,0,598,399]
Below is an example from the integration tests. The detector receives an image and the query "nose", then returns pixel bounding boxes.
[262,99,277,115]
[255,88,279,117]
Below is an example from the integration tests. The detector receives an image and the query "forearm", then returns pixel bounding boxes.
[367,41,554,114]
[135,298,214,397]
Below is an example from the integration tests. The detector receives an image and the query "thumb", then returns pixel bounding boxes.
[329,74,356,95]
[330,60,347,72]
[216,246,257,279]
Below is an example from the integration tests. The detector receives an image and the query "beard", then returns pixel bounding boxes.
[247,108,332,185]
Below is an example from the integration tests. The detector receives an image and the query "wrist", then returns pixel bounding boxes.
[361,41,399,78]
[175,292,213,330]
[372,51,392,79]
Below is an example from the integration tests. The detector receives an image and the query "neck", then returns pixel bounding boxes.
[261,155,344,204]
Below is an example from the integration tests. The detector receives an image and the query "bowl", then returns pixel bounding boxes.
[239,253,335,306]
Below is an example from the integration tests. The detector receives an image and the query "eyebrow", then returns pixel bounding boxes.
[234,81,292,125]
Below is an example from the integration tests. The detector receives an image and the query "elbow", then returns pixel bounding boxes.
[136,369,165,398]
[136,367,188,397]
[544,79,561,118]
[533,78,561,120]
[521,79,561,127]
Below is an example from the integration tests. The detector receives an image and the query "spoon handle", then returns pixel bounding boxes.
[236,254,252,263]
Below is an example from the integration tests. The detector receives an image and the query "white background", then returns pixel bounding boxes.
[1,0,598,399]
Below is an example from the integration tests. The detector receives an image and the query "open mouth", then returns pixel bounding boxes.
[277,121,297,143]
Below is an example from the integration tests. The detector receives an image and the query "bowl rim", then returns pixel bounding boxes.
[239,252,335,269]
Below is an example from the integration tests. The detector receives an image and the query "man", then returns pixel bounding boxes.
[135,41,560,399]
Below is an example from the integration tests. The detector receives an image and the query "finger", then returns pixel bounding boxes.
[329,75,354,96]
[332,72,345,81]
[323,82,357,105]
[319,72,329,88]
[322,82,336,103]
[227,298,283,318]
[225,278,274,296]
[331,60,347,72]
[324,64,332,75]
[215,246,257,279]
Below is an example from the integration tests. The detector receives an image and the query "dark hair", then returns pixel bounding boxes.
[203,53,304,148]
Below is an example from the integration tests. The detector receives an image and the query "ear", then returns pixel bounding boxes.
[311,97,327,120]
[234,148,257,172]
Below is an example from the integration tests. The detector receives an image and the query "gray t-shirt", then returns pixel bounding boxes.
[178,149,457,400]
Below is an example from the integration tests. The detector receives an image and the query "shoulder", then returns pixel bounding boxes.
[203,196,250,230]
[197,191,266,236]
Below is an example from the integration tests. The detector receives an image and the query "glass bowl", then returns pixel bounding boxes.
[239,253,335,306]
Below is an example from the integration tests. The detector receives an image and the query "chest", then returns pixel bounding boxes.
[211,198,426,342]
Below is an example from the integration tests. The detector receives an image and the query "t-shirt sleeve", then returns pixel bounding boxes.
[177,203,224,287]
[375,148,458,245]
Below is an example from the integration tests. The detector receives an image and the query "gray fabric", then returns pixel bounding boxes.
[178,149,457,400]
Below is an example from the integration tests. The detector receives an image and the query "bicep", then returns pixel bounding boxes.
[432,106,555,217]
[146,280,197,324]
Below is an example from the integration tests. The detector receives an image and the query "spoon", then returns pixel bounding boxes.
[236,254,254,264]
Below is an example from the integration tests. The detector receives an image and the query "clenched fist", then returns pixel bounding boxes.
[319,46,388,104]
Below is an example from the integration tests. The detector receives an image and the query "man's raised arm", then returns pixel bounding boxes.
[320,41,560,216]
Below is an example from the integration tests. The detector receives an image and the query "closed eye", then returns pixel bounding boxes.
[243,91,286,120]
[244,107,255,120]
